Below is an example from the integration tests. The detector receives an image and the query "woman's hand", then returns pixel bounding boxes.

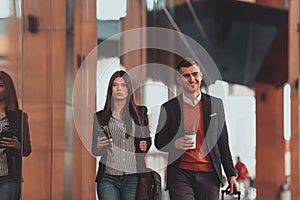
[139,140,147,152]
[97,136,109,149]
[1,136,20,150]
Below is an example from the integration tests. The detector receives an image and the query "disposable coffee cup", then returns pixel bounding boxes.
[185,131,196,149]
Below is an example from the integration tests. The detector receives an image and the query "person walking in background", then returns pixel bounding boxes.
[154,58,238,200]
[235,156,249,198]
[0,71,32,200]
[92,70,152,200]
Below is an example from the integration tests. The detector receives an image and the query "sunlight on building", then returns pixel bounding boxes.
[0,0,11,18]
[97,0,127,20]
[284,83,291,177]
[209,81,256,178]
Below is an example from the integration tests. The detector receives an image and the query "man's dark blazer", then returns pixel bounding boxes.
[154,92,236,189]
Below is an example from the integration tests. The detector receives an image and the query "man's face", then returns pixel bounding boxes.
[177,65,202,97]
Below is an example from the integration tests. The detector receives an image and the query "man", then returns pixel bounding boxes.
[154,58,238,200]
[235,156,249,198]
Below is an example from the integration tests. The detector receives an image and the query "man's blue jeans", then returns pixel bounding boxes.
[97,173,138,200]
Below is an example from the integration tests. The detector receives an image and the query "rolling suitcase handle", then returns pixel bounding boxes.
[221,190,241,200]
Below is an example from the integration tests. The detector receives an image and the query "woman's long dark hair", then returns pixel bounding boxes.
[101,70,142,138]
[0,71,19,111]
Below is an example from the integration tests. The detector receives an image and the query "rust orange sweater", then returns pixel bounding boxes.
[178,100,213,172]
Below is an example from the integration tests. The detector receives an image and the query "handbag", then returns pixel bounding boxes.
[136,168,162,200]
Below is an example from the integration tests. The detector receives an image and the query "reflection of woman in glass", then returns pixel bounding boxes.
[92,70,151,200]
[0,71,32,200]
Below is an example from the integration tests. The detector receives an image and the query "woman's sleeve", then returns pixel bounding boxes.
[144,110,152,152]
[136,106,152,153]
[22,112,32,156]
[92,113,106,156]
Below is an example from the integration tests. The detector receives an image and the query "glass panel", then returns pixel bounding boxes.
[0,0,25,199]
[4,0,288,199]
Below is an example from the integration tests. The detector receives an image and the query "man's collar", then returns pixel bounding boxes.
[183,93,201,106]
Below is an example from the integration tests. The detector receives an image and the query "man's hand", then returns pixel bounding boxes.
[174,136,194,150]
[226,176,239,195]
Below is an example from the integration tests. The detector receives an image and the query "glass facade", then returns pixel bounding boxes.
[0,0,293,199]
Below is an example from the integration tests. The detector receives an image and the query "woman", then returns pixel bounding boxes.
[92,70,151,200]
[0,71,32,200]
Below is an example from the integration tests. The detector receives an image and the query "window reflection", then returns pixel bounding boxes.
[0,0,11,19]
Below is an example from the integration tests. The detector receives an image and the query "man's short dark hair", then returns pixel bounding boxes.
[175,58,200,71]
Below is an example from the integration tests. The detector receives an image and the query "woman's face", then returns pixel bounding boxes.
[112,77,128,101]
[0,79,6,101]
